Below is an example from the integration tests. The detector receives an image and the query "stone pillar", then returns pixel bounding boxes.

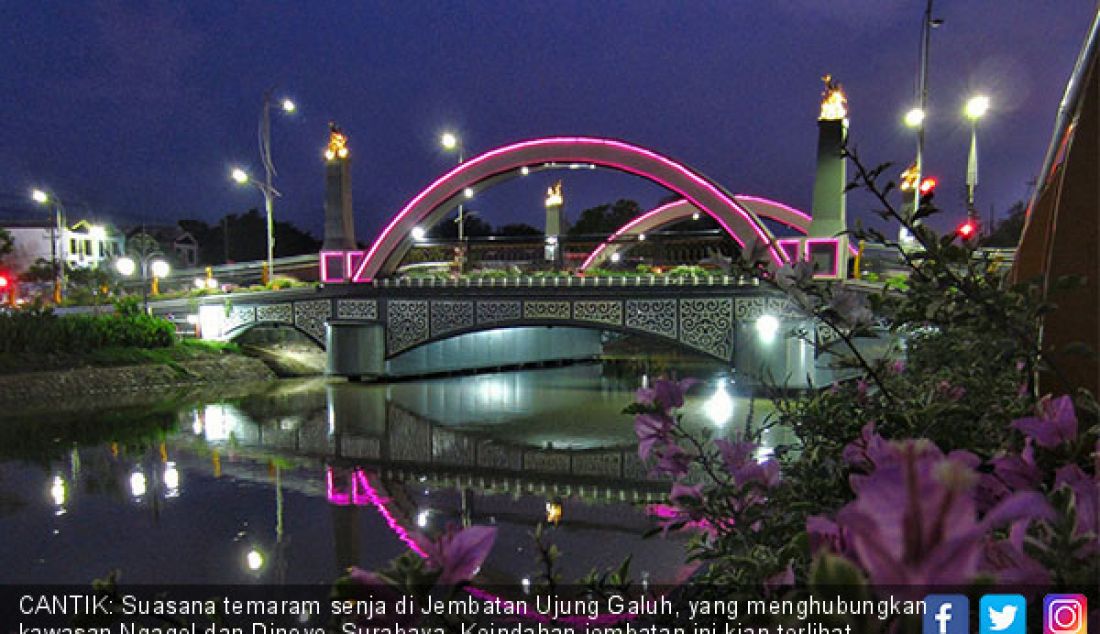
[322,123,357,251]
[544,180,564,266]
[809,75,850,275]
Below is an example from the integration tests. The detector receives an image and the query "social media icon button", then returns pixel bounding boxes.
[925,594,970,634]
[1045,594,1087,634]
[981,594,1026,634]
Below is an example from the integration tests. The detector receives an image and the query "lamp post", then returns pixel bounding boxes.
[30,188,66,303]
[964,94,990,223]
[116,251,169,313]
[441,132,467,271]
[233,91,295,284]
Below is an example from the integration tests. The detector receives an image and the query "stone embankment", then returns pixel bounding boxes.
[0,355,275,416]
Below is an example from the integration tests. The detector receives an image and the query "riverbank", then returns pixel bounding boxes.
[0,343,276,417]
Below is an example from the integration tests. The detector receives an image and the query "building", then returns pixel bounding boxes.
[126,225,200,268]
[1,217,124,274]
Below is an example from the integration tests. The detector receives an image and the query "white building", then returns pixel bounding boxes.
[1,218,125,274]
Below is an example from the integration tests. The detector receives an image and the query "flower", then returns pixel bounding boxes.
[833,439,1054,591]
[890,360,907,375]
[651,443,692,478]
[842,422,890,472]
[1011,395,1078,448]
[1055,464,1098,555]
[975,439,1041,512]
[636,378,699,411]
[715,438,780,488]
[420,525,498,585]
[635,412,675,461]
[936,380,967,402]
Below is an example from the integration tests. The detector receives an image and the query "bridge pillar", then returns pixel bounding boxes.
[322,123,357,251]
[326,321,385,379]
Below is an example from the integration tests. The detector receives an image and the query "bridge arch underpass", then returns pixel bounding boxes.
[354,137,792,281]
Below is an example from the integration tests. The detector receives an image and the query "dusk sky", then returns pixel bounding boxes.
[0,1,1093,243]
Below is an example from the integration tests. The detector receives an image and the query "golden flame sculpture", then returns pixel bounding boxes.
[819,74,848,121]
[544,179,564,207]
[325,122,349,161]
[899,164,919,191]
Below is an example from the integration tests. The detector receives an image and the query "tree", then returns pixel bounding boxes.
[496,223,541,236]
[984,200,1027,248]
[566,199,642,236]
[0,227,12,264]
[428,212,493,239]
[177,210,322,264]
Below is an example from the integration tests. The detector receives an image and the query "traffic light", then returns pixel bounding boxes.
[914,176,938,221]
[918,177,937,196]
[956,219,979,241]
[0,272,12,306]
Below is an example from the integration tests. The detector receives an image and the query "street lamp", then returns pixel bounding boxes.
[440,132,467,270]
[964,95,990,219]
[116,253,170,312]
[30,188,66,303]
[231,90,296,285]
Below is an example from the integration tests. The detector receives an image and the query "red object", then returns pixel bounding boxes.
[918,177,938,195]
[956,220,977,239]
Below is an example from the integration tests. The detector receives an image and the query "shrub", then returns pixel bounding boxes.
[0,301,175,354]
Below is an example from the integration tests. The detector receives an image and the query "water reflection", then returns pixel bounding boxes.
[0,363,796,584]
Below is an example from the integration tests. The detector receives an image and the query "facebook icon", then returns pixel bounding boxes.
[925,595,970,634]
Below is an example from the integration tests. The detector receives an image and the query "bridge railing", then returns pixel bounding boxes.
[368,274,762,288]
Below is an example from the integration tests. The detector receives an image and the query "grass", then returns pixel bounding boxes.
[0,339,243,375]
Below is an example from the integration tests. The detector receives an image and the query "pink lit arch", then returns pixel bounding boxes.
[353,137,789,281]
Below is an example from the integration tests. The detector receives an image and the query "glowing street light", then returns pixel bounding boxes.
[246,548,265,571]
[441,131,468,271]
[116,254,169,311]
[904,107,926,128]
[440,132,458,151]
[230,90,297,284]
[115,256,136,277]
[30,188,66,302]
[965,94,991,217]
[755,314,779,343]
[964,95,990,121]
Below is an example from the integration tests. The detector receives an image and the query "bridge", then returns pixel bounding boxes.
[137,128,861,380]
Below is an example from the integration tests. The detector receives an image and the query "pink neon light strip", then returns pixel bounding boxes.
[356,137,785,280]
[804,237,842,278]
[579,200,686,271]
[352,469,429,557]
[319,251,347,283]
[733,195,813,227]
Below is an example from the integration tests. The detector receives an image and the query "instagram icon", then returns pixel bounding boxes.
[1045,595,1088,634]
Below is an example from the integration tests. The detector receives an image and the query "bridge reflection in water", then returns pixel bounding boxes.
[185,365,793,581]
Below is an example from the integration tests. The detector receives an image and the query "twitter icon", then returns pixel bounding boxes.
[981,594,1027,634]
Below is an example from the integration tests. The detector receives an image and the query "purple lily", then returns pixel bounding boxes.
[1011,395,1078,448]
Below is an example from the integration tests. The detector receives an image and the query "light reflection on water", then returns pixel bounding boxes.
[0,363,794,585]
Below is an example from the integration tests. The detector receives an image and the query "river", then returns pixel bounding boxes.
[0,359,795,586]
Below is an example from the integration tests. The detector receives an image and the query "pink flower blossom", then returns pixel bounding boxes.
[419,525,498,585]
[834,439,1054,591]
[1055,464,1098,555]
[636,378,699,411]
[635,412,674,461]
[1011,395,1078,448]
